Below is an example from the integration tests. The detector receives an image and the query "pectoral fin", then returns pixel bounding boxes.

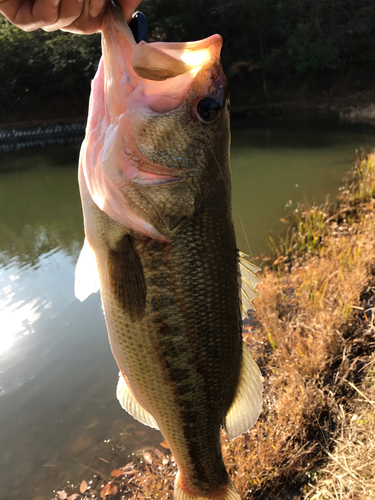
[74,238,100,302]
[224,343,263,439]
[107,234,146,321]
[117,373,159,430]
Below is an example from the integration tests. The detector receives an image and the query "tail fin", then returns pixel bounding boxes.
[175,474,241,500]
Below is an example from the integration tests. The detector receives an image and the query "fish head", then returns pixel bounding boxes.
[80,3,230,241]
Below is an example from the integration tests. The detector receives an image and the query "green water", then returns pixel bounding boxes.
[0,120,374,499]
[231,119,375,256]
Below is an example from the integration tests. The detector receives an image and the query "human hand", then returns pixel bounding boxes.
[0,0,141,33]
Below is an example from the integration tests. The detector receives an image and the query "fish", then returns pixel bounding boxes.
[75,3,263,499]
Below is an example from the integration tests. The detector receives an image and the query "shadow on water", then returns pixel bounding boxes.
[0,118,374,499]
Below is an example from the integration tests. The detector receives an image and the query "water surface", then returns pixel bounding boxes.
[0,119,374,499]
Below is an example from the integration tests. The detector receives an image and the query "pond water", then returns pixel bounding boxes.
[0,118,374,500]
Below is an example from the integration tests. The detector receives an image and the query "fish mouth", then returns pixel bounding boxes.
[131,35,223,82]
[106,1,223,82]
[103,1,226,119]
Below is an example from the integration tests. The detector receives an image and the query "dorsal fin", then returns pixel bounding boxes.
[238,251,261,319]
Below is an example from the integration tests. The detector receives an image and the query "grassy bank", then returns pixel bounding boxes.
[54,152,375,500]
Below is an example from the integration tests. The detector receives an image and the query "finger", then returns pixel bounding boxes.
[42,0,85,31]
[0,0,25,24]
[1,0,45,31]
[13,0,64,31]
[89,0,105,18]
[31,0,61,26]
[61,0,104,34]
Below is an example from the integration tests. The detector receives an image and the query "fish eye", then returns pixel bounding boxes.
[196,96,221,123]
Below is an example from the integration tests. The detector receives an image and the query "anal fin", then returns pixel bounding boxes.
[224,343,263,440]
[117,373,159,430]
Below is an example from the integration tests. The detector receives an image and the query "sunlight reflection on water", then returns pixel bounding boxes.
[1,250,69,349]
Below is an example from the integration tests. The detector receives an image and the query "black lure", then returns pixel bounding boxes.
[128,11,147,43]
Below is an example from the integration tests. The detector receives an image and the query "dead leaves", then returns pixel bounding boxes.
[142,452,153,465]
[54,458,142,500]
[130,493,146,500]
[153,448,169,465]
[79,480,88,494]
[56,493,67,500]
[121,461,135,473]
[141,448,171,467]
[56,493,79,500]
[100,483,118,498]
[54,446,173,500]
[110,470,124,478]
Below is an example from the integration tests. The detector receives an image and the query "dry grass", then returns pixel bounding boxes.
[54,152,375,500]
[305,374,375,500]
[219,151,375,498]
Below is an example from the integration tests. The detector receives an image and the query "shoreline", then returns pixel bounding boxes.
[231,90,375,124]
[1,92,375,154]
[0,121,86,154]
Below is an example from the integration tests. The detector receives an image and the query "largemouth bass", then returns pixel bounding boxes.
[75,4,263,499]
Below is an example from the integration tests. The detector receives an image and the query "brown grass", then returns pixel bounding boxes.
[54,152,375,500]
[304,372,375,500]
